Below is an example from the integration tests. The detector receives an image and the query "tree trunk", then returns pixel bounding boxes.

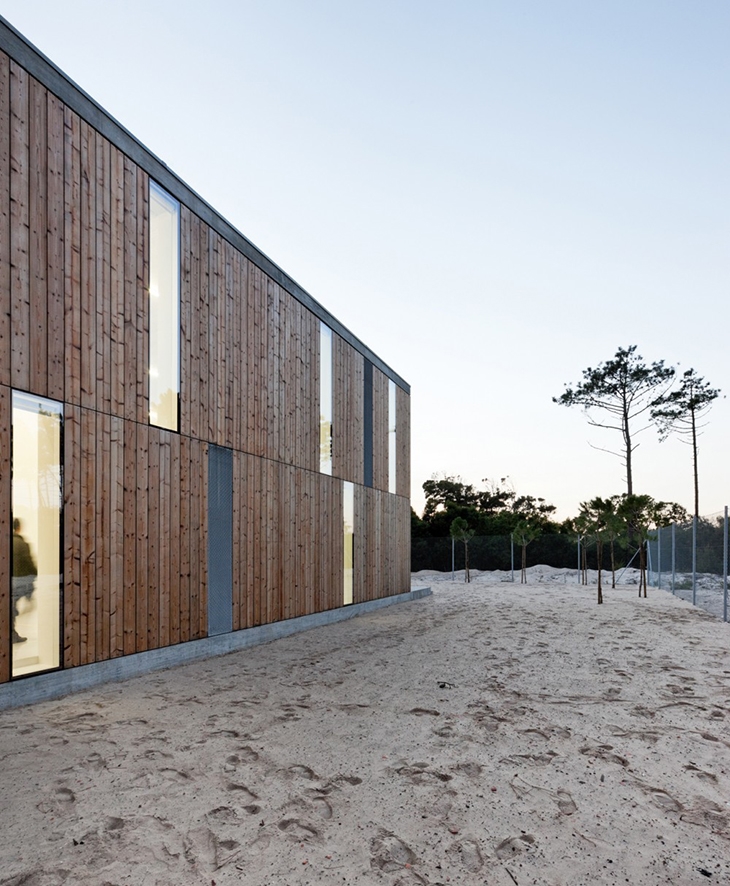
[521,544,527,583]
[623,403,633,496]
[597,539,603,604]
[691,406,699,519]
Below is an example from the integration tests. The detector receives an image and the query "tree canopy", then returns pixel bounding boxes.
[416,475,557,537]
[650,368,722,518]
[553,345,675,495]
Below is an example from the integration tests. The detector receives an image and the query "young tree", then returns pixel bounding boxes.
[578,496,621,604]
[450,517,475,583]
[512,520,541,584]
[603,495,625,589]
[553,346,675,495]
[617,495,687,597]
[650,369,722,518]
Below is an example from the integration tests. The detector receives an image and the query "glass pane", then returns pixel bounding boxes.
[149,181,180,430]
[12,392,63,677]
[319,323,332,475]
[388,379,396,494]
[343,481,354,605]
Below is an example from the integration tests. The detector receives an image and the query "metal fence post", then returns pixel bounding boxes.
[451,536,455,582]
[647,540,653,587]
[510,534,515,583]
[692,515,697,606]
[577,537,581,584]
[671,523,676,595]
[722,505,727,621]
[657,526,661,590]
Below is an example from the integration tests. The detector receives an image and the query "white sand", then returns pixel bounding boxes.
[2,573,730,885]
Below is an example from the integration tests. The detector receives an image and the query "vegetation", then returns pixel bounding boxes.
[650,368,722,518]
[512,520,542,584]
[616,495,687,597]
[553,345,675,496]
[450,517,475,583]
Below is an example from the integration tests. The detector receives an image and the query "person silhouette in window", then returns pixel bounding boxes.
[12,518,37,644]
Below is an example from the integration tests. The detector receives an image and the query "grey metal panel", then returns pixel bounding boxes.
[363,359,373,488]
[0,15,409,393]
[207,445,233,636]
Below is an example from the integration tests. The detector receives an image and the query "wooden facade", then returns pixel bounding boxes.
[0,22,411,686]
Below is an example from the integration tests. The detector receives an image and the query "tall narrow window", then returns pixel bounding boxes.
[149,181,180,431]
[343,481,354,605]
[11,392,63,677]
[388,379,397,494]
[319,322,333,474]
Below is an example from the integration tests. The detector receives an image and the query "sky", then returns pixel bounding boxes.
[4,0,729,520]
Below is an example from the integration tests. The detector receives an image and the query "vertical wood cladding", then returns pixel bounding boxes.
[0,48,411,683]
[62,405,208,668]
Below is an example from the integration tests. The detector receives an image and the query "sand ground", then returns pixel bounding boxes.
[2,574,730,886]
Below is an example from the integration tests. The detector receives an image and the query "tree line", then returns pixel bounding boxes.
[413,344,724,602]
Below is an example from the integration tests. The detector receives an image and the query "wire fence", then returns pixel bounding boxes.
[647,508,729,622]
[412,506,730,623]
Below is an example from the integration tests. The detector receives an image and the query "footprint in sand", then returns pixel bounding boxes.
[237,745,260,762]
[312,796,333,820]
[454,761,482,778]
[277,818,319,840]
[370,829,417,872]
[651,789,683,812]
[495,834,536,860]
[38,785,76,814]
[288,764,318,780]
[556,789,577,815]
[207,806,239,825]
[447,837,484,872]
[226,782,258,801]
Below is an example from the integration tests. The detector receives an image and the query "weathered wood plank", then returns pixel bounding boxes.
[169,431,181,645]
[122,418,136,655]
[96,132,112,415]
[28,76,47,396]
[63,108,81,406]
[157,430,170,649]
[96,409,110,661]
[109,414,124,658]
[46,92,64,401]
[10,61,30,392]
[179,207,192,437]
[79,119,95,410]
[135,422,149,651]
[0,54,10,388]
[147,426,160,649]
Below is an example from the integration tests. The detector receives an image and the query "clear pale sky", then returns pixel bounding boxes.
[5,1,729,520]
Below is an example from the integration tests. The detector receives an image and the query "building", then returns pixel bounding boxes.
[0,16,414,701]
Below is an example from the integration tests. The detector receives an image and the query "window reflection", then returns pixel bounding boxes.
[149,181,180,431]
[320,323,333,474]
[11,392,63,677]
[343,481,354,605]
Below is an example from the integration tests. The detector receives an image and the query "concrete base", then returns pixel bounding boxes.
[0,586,432,710]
